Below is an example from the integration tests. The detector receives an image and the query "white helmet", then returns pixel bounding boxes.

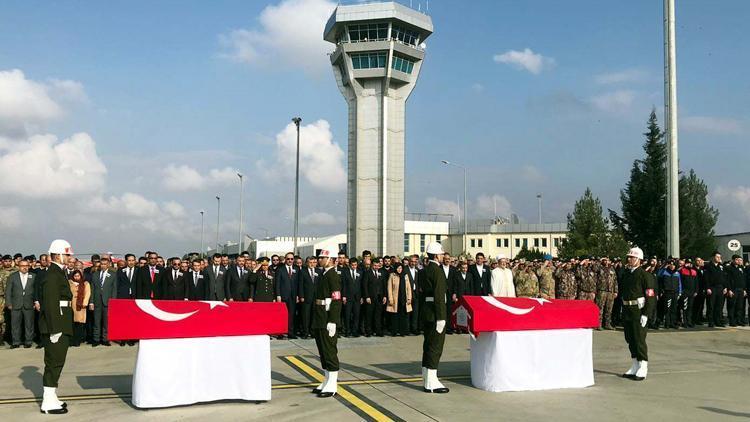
[496,253,507,261]
[317,249,335,258]
[627,247,644,261]
[425,242,444,255]
[48,239,74,255]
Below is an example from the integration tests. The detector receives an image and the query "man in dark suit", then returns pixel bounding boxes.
[186,259,208,300]
[274,252,299,338]
[134,252,161,299]
[205,254,226,301]
[5,259,36,348]
[342,258,363,337]
[226,256,250,301]
[469,252,491,295]
[117,254,137,299]
[90,257,117,346]
[363,258,387,337]
[298,256,319,339]
[160,258,187,300]
[441,253,459,334]
[405,254,421,335]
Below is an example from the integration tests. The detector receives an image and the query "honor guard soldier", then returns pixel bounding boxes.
[620,247,656,381]
[311,249,342,398]
[39,239,75,414]
[420,242,449,393]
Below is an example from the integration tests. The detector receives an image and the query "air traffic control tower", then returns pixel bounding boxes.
[324,1,433,256]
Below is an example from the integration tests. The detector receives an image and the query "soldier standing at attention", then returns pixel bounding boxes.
[39,239,75,414]
[311,249,342,398]
[596,257,618,330]
[620,247,655,381]
[420,242,449,394]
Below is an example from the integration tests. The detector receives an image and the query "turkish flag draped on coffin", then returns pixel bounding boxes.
[452,296,600,335]
[108,299,288,340]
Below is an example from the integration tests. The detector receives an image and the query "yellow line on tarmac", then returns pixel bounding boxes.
[284,355,394,422]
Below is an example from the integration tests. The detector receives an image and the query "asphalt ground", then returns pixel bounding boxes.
[1,327,749,421]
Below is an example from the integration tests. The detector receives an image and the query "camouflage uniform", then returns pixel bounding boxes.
[555,267,577,299]
[0,267,17,341]
[514,270,539,298]
[537,266,555,299]
[576,265,597,302]
[596,266,619,329]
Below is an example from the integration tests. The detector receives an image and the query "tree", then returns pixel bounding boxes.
[611,110,719,259]
[610,109,668,258]
[514,246,546,261]
[559,188,629,259]
[679,169,719,258]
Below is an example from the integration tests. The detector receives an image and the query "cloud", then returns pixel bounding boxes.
[0,132,107,198]
[475,194,512,218]
[87,192,194,237]
[471,83,485,93]
[424,197,461,218]
[589,90,636,113]
[595,68,648,85]
[713,185,750,227]
[0,206,21,229]
[301,211,337,226]
[681,116,743,135]
[47,79,89,104]
[257,119,345,192]
[493,48,555,75]
[219,0,336,75]
[0,69,63,136]
[162,164,239,191]
[520,165,545,184]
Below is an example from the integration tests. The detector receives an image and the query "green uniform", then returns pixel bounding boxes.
[596,266,619,329]
[0,267,17,340]
[620,266,656,361]
[514,270,539,298]
[555,267,577,299]
[38,263,73,388]
[312,267,342,371]
[537,266,555,299]
[420,261,447,370]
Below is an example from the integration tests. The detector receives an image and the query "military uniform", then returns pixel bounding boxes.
[312,267,342,372]
[39,263,73,388]
[576,265,597,301]
[514,270,539,298]
[420,260,447,370]
[554,267,577,300]
[0,266,17,342]
[621,264,656,379]
[537,266,555,299]
[596,266,618,329]
[253,270,275,302]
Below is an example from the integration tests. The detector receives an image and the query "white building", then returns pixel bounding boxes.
[444,221,568,259]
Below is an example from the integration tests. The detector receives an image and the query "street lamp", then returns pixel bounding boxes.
[215,196,221,252]
[238,172,244,256]
[292,117,302,255]
[441,160,467,254]
[199,210,205,258]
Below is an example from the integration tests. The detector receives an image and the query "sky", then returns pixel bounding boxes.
[0,0,748,257]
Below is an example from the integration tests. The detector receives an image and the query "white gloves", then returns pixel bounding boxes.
[636,297,645,309]
[50,333,62,344]
[326,322,336,337]
[324,298,332,311]
[436,320,446,334]
[640,315,648,328]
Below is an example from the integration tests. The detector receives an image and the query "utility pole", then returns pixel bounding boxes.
[200,210,205,258]
[238,172,244,256]
[537,194,543,225]
[292,117,302,255]
[215,196,221,253]
[665,0,680,257]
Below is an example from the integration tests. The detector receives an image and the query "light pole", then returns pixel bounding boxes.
[215,196,221,253]
[199,210,205,258]
[292,117,302,255]
[536,194,543,225]
[238,172,244,256]
[664,0,680,258]
[441,160,467,254]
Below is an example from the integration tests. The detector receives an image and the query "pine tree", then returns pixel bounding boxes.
[679,169,719,258]
[559,188,629,259]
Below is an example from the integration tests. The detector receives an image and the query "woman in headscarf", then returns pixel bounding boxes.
[67,270,90,347]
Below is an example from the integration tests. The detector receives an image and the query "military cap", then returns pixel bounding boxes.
[257,256,270,263]
[13,253,22,259]
[2,254,11,260]
[732,254,741,260]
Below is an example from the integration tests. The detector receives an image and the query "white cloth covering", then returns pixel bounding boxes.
[132,335,271,408]
[470,329,593,392]
[490,267,515,297]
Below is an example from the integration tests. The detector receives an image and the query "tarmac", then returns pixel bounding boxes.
[1,327,749,421]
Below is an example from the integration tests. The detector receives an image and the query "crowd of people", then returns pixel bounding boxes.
[0,248,747,348]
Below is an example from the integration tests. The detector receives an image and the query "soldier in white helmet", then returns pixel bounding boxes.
[420,242,449,393]
[620,247,656,381]
[310,249,343,398]
[39,239,75,414]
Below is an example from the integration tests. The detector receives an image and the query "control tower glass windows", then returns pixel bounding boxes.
[391,54,415,74]
[351,52,387,70]
[392,26,419,46]
[348,23,388,42]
